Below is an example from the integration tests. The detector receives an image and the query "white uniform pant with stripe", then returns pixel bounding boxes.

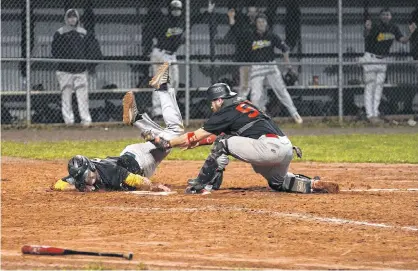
[150,48,179,116]
[120,88,184,177]
[56,71,91,125]
[249,64,298,116]
[360,52,387,118]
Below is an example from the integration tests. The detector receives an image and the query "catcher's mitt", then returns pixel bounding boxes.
[283,68,298,86]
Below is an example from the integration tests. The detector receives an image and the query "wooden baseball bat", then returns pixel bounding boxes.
[21,245,133,260]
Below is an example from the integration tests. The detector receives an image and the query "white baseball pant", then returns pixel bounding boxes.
[150,48,179,116]
[120,88,184,177]
[249,63,298,117]
[56,71,92,125]
[239,66,251,99]
[360,52,387,118]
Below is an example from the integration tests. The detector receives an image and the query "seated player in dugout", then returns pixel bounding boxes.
[52,62,216,192]
[141,83,340,195]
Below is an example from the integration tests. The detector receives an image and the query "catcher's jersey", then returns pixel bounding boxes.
[365,21,402,56]
[203,100,285,139]
[248,30,288,62]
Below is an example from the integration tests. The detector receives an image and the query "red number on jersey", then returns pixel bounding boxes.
[235,103,259,118]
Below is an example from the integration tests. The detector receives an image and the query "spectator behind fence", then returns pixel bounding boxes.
[247,13,303,124]
[226,4,258,99]
[146,0,214,119]
[360,8,416,124]
[51,9,102,126]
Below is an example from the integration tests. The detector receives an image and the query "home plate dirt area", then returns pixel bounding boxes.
[2,157,418,269]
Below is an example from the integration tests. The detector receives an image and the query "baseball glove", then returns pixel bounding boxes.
[283,68,298,86]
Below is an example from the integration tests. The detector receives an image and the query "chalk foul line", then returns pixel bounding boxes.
[97,206,418,232]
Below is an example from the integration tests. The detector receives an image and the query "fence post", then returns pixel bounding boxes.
[185,0,191,127]
[338,0,343,124]
[25,0,32,126]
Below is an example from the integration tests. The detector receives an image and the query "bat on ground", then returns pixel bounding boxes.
[21,245,133,260]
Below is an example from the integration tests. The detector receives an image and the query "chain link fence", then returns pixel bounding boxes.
[1,0,417,126]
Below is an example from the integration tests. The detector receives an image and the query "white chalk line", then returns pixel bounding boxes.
[126,191,178,196]
[341,188,418,192]
[96,206,418,232]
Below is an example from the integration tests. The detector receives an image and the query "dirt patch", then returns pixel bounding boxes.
[2,159,418,269]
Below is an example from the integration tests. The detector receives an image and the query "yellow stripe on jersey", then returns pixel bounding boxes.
[124,173,152,190]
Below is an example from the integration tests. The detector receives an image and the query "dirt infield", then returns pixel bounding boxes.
[2,157,418,270]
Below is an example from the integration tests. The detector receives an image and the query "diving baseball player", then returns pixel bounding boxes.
[361,8,416,123]
[53,155,171,192]
[248,13,303,124]
[53,63,215,192]
[144,82,339,195]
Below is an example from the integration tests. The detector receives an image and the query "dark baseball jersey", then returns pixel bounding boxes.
[365,21,403,56]
[91,157,132,190]
[61,157,134,191]
[203,100,285,139]
[154,16,185,53]
[248,30,289,62]
[228,14,255,62]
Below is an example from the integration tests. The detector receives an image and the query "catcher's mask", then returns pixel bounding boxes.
[68,155,96,191]
[207,83,237,101]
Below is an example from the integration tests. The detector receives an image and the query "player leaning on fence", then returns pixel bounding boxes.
[51,9,102,126]
[247,13,303,124]
[360,8,416,124]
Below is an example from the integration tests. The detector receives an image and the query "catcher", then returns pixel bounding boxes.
[53,62,215,192]
[143,82,339,195]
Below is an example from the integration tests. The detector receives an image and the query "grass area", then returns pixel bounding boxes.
[2,133,418,163]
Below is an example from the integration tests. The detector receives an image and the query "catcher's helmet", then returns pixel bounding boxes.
[68,155,96,191]
[207,83,237,101]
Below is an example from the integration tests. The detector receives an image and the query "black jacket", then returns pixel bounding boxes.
[51,9,102,73]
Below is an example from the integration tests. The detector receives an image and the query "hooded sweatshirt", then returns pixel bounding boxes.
[51,9,102,73]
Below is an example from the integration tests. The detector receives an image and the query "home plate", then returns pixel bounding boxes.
[126,191,178,196]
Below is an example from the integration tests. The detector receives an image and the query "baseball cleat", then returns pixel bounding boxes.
[122,91,139,126]
[149,62,170,90]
